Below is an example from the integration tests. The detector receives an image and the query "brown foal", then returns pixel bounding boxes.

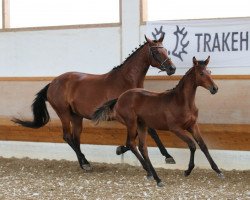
[12,34,176,170]
[93,56,224,186]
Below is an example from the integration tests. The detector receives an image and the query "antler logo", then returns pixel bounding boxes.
[151,26,170,55]
[152,26,165,40]
[172,26,189,61]
[151,25,190,61]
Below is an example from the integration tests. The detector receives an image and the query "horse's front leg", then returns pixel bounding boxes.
[148,127,176,164]
[171,128,196,176]
[188,123,224,178]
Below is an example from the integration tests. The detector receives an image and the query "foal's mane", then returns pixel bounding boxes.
[111,40,156,71]
[168,60,207,92]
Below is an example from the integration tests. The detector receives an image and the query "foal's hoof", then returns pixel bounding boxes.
[146,175,154,180]
[157,181,164,187]
[165,157,176,164]
[116,146,124,155]
[217,172,225,179]
[82,164,92,171]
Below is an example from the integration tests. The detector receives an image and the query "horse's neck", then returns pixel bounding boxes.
[114,45,150,87]
[174,69,197,107]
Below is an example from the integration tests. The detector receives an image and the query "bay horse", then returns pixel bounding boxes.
[12,34,176,170]
[93,56,224,187]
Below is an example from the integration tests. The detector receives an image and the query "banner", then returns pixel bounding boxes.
[146,18,250,69]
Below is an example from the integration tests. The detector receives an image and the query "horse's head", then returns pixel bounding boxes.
[145,34,176,76]
[193,56,218,94]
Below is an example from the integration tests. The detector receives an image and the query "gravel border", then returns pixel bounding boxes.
[0,157,249,200]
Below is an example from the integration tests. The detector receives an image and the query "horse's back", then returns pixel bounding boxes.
[48,72,103,98]
[47,72,107,116]
[115,88,162,115]
[115,88,173,129]
[47,71,133,118]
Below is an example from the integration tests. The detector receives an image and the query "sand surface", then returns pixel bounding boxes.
[0,157,249,200]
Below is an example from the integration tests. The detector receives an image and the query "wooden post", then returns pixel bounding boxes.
[140,0,148,23]
[2,0,10,29]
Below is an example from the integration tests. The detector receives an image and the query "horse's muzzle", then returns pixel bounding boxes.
[166,66,176,76]
[210,85,218,94]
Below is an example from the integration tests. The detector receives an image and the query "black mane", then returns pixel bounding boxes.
[111,42,148,71]
[168,59,207,92]
[166,66,195,93]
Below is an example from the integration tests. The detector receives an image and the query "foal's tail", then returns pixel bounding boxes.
[92,98,118,125]
[12,84,50,128]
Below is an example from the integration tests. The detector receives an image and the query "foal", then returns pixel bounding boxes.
[93,56,223,186]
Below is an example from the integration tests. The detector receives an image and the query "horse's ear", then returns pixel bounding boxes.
[158,32,165,43]
[193,56,198,66]
[205,56,210,65]
[145,35,153,44]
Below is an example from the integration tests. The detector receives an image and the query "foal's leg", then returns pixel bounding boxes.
[148,127,176,164]
[189,124,223,177]
[125,121,153,179]
[71,114,91,170]
[172,128,196,176]
[138,125,163,187]
[117,128,176,165]
[116,133,133,155]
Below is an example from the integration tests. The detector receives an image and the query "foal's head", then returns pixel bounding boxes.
[193,56,218,94]
[145,34,176,75]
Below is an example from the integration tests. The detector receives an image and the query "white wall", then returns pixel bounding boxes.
[0,27,121,76]
[0,0,249,77]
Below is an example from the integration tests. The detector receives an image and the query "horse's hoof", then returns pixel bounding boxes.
[116,146,124,155]
[217,172,225,179]
[82,164,92,171]
[146,175,154,180]
[157,181,164,187]
[165,157,176,164]
[184,170,190,177]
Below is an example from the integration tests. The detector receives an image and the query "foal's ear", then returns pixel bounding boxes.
[193,56,198,66]
[205,56,210,65]
[158,32,165,43]
[145,35,154,44]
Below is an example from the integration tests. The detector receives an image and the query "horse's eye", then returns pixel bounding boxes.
[200,72,204,76]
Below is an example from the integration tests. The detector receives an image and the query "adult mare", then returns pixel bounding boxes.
[13,34,176,170]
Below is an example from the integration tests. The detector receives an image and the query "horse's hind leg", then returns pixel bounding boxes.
[148,127,176,164]
[116,132,135,155]
[71,114,91,171]
[116,127,176,165]
[138,124,163,187]
[125,121,152,179]
[58,111,90,170]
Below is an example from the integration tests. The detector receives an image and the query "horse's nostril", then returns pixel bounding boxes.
[170,66,176,72]
[210,86,218,94]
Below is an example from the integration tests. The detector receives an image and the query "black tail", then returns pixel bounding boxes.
[92,98,118,124]
[12,84,50,128]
